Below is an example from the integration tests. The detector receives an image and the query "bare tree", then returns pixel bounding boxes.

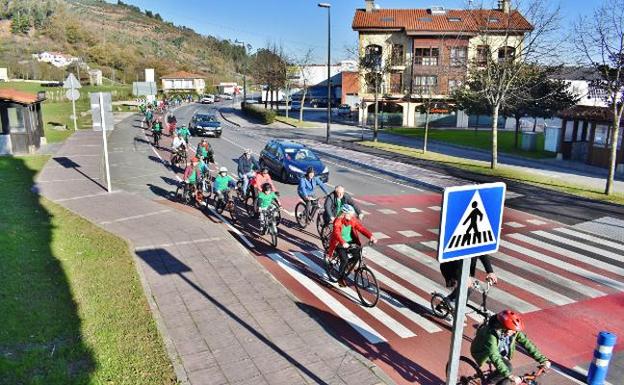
[292,49,314,122]
[575,0,624,195]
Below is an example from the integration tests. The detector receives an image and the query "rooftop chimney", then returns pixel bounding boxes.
[365,0,375,12]
[498,0,511,13]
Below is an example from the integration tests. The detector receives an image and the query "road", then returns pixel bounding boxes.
[109,101,624,385]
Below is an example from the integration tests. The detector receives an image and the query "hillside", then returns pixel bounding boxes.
[0,0,246,85]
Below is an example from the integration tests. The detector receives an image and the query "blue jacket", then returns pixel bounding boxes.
[298,176,328,198]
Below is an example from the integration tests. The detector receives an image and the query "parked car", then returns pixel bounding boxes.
[259,139,329,183]
[290,100,302,110]
[200,95,214,104]
[310,99,339,108]
[189,113,222,137]
[214,95,222,102]
[221,94,234,100]
[337,104,352,116]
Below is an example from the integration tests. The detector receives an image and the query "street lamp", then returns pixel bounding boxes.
[234,39,250,105]
[318,2,331,143]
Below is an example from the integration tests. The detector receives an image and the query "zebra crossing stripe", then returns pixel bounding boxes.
[292,252,416,339]
[403,208,422,213]
[513,233,624,277]
[502,238,624,291]
[506,222,525,228]
[538,229,624,263]
[266,253,386,344]
[308,251,442,334]
[553,227,624,253]
[395,244,540,313]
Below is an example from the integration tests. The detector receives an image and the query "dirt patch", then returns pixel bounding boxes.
[0,20,11,38]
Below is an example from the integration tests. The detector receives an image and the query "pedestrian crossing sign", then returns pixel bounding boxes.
[438,182,506,262]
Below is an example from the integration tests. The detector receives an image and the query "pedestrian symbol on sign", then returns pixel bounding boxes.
[445,191,496,252]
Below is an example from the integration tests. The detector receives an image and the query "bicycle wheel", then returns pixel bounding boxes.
[215,198,225,214]
[431,292,451,319]
[294,202,308,228]
[324,254,341,283]
[273,203,282,226]
[316,211,325,236]
[183,187,192,205]
[228,201,237,223]
[355,266,380,307]
[454,356,484,385]
[245,196,255,217]
[174,185,183,202]
[321,224,332,250]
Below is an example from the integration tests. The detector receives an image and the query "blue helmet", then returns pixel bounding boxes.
[341,204,355,215]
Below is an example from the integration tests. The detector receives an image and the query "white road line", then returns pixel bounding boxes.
[377,208,397,215]
[352,197,377,206]
[398,230,422,238]
[292,252,415,339]
[364,247,483,322]
[308,251,442,334]
[514,233,624,277]
[428,206,441,211]
[135,237,223,251]
[506,222,525,228]
[526,219,548,225]
[428,229,439,235]
[403,208,422,213]
[503,237,624,291]
[372,232,390,240]
[393,244,540,313]
[538,229,624,263]
[100,209,171,225]
[54,191,119,202]
[554,227,624,252]
[267,253,386,344]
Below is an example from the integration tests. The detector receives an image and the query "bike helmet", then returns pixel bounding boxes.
[341,204,356,215]
[497,310,524,332]
[244,148,251,155]
[262,182,272,192]
[191,157,199,163]
[219,166,228,174]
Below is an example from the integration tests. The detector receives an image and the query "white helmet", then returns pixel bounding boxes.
[244,148,251,155]
[219,166,228,174]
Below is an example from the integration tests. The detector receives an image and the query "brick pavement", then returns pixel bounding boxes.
[34,126,394,385]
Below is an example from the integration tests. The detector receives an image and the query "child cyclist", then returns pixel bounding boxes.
[213,167,236,204]
[256,182,281,229]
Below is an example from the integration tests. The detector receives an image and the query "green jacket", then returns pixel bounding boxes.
[471,319,547,378]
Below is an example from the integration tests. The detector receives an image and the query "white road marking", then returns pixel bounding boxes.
[428,229,439,235]
[527,219,548,225]
[372,232,390,240]
[506,222,525,228]
[398,230,422,238]
[54,191,120,202]
[267,253,386,344]
[403,207,422,213]
[536,229,624,263]
[428,206,441,211]
[377,208,397,215]
[352,197,377,206]
[554,227,624,253]
[100,209,171,225]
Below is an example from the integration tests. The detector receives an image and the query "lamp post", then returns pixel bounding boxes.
[318,2,331,143]
[235,40,249,105]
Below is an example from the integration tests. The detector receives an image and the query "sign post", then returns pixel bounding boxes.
[99,92,112,193]
[64,73,82,131]
[438,182,506,385]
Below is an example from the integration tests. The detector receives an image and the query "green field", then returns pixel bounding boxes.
[387,127,555,159]
[0,156,176,385]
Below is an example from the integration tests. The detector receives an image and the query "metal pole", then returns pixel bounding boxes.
[326,7,331,143]
[99,92,112,193]
[285,80,289,120]
[71,81,77,131]
[374,74,379,141]
[446,258,471,385]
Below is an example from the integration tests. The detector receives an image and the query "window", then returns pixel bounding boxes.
[476,45,490,66]
[381,17,395,22]
[564,120,574,142]
[414,76,437,94]
[390,72,403,93]
[390,44,404,66]
[448,79,463,93]
[364,45,383,70]
[418,17,433,22]
[450,47,467,67]
[594,124,609,147]
[498,46,516,63]
[365,72,382,93]
[448,17,462,22]
[414,47,439,66]
[577,121,587,141]
[488,17,500,23]
[8,107,25,133]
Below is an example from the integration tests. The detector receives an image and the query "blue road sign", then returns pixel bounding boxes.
[437,182,506,262]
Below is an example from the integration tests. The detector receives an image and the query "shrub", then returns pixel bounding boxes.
[242,104,276,125]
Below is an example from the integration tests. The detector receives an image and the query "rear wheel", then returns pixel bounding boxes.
[355,266,380,308]
[431,292,451,319]
[295,202,308,228]
[245,196,255,217]
[216,198,225,214]
[321,224,332,250]
[228,201,237,223]
[324,253,341,283]
[452,356,484,385]
[316,211,325,236]
[280,168,288,183]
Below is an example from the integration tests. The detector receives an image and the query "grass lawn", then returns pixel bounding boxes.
[360,141,624,206]
[275,115,319,128]
[387,127,555,159]
[0,156,175,384]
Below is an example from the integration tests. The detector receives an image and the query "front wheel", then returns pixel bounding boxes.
[294,202,309,228]
[431,292,452,319]
[451,356,484,385]
[320,224,332,251]
[316,211,325,236]
[355,266,380,308]
[280,168,288,183]
[228,201,237,223]
[324,253,341,283]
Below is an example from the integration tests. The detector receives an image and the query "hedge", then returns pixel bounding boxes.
[242,103,276,124]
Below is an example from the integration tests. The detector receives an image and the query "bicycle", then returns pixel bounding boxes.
[200,175,212,201]
[295,196,322,229]
[170,147,187,170]
[259,203,280,247]
[214,189,237,223]
[431,279,493,321]
[174,181,193,205]
[152,130,161,147]
[324,242,380,307]
[454,359,547,385]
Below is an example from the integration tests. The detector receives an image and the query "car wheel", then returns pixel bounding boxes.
[280,168,288,183]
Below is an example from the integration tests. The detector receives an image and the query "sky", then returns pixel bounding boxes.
[112,0,606,63]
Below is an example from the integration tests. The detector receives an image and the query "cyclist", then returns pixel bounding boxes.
[323,185,362,226]
[257,182,281,229]
[237,149,259,196]
[253,166,277,196]
[144,108,153,128]
[196,138,214,164]
[327,205,377,287]
[170,133,187,165]
[213,166,236,205]
[152,118,163,145]
[297,166,329,219]
[471,310,551,385]
[440,255,498,306]
[183,157,204,205]
[176,125,191,143]
[167,115,177,136]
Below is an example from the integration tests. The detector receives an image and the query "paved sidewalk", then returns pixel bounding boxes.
[34,128,393,384]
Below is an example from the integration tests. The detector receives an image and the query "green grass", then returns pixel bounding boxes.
[0,81,132,101]
[0,156,176,385]
[275,115,319,128]
[387,127,555,159]
[360,141,624,206]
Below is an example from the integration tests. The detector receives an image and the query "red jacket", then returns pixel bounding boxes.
[327,216,373,258]
[253,173,277,192]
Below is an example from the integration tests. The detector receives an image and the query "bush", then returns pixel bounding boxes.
[242,103,276,125]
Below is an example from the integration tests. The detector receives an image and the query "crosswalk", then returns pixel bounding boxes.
[263,225,624,344]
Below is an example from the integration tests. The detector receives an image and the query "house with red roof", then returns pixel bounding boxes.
[353,0,533,128]
[160,71,206,95]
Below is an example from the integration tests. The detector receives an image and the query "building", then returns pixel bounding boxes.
[352,0,533,127]
[160,71,206,95]
[88,69,103,86]
[0,68,8,82]
[0,89,46,154]
[289,61,358,106]
[35,51,80,68]
[218,82,239,95]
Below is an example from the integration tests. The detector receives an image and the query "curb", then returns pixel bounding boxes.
[219,110,241,127]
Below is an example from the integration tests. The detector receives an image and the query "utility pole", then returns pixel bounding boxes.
[374,73,379,142]
[318,3,332,143]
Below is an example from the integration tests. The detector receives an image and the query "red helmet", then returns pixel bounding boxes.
[497,310,524,331]
[191,157,199,163]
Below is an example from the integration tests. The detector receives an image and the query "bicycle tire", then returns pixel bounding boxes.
[316,211,325,236]
[228,201,237,223]
[324,253,341,283]
[183,186,192,205]
[431,292,452,319]
[450,356,484,385]
[245,196,255,217]
[174,185,183,202]
[320,224,332,250]
[355,266,380,307]
[273,202,281,226]
[294,202,308,228]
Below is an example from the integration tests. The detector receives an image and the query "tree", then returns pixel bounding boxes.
[462,0,560,168]
[576,0,624,195]
[292,49,314,122]
[250,44,287,110]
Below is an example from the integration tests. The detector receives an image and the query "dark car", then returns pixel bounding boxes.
[189,113,222,137]
[259,139,329,183]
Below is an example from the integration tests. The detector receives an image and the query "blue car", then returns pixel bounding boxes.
[259,139,329,183]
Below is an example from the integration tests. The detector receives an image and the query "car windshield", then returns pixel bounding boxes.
[197,115,216,122]
[285,148,318,161]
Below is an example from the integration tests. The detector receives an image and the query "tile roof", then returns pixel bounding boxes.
[161,71,205,79]
[352,8,533,33]
[0,89,43,104]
